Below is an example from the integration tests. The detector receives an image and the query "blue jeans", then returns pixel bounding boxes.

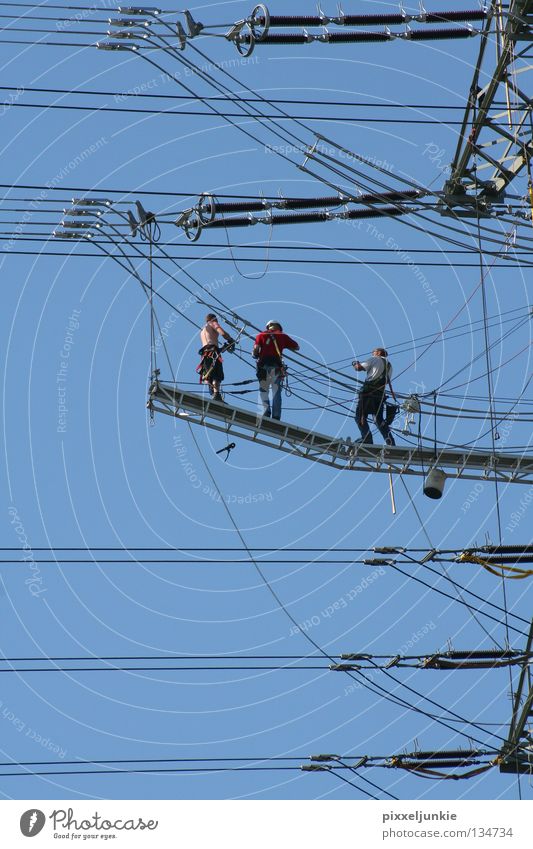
[259,367,282,419]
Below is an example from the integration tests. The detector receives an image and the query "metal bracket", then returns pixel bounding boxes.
[127,210,139,237]
[249,4,270,40]
[197,192,216,224]
[176,21,187,50]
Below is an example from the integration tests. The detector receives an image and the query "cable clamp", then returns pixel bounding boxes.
[183,10,204,37]
[227,20,255,56]
[117,7,161,16]
[419,548,438,564]
[301,138,319,169]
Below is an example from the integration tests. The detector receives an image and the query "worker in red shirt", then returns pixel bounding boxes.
[252,320,299,420]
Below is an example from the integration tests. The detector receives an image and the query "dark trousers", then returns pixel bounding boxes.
[355,387,395,445]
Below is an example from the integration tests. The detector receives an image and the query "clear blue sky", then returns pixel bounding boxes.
[0,0,532,801]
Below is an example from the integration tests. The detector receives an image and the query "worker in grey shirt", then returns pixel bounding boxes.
[352,347,397,445]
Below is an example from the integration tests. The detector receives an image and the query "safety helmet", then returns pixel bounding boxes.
[266,320,282,331]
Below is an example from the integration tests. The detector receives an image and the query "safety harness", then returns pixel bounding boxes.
[197,325,242,384]
[197,345,222,384]
[363,357,391,393]
[270,332,288,381]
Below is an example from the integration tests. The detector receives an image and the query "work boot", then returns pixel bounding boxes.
[212,392,224,403]
[354,435,373,445]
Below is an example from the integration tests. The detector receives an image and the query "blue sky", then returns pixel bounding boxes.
[0,0,532,800]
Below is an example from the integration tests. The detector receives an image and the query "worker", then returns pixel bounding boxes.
[197,313,235,402]
[352,347,397,445]
[252,320,299,420]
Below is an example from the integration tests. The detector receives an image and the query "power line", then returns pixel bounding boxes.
[185,426,507,747]
[0,85,513,110]
[3,244,533,268]
[0,100,481,123]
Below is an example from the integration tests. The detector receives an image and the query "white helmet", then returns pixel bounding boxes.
[266,320,282,331]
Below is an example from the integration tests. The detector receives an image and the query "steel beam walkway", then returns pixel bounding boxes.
[148,383,533,484]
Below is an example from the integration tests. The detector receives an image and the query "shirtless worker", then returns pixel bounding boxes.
[198,313,235,402]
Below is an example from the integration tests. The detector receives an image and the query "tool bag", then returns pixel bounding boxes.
[385,402,400,425]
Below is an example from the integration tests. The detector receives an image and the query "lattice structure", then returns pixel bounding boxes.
[443,0,533,211]
[500,619,533,774]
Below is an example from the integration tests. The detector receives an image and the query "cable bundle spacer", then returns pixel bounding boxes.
[60,220,101,230]
[340,653,371,661]
[53,230,93,240]
[72,198,112,207]
[96,42,139,50]
[419,548,438,563]
[108,18,151,27]
[106,30,150,39]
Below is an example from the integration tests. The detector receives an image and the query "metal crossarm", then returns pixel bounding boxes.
[442,0,533,209]
[148,383,533,484]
